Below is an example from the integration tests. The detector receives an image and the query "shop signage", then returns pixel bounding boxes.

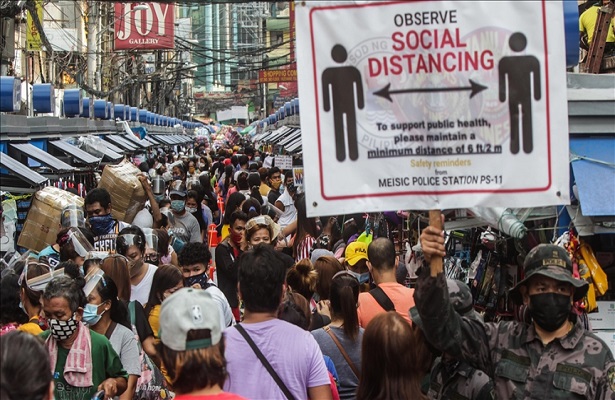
[296,0,570,216]
[259,68,298,84]
[114,2,175,50]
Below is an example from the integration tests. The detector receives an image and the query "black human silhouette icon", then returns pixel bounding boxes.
[322,44,364,161]
[498,32,541,154]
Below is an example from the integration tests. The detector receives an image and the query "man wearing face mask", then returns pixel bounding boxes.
[168,181,202,244]
[267,167,283,204]
[343,241,371,288]
[177,242,235,328]
[415,221,615,400]
[84,188,130,253]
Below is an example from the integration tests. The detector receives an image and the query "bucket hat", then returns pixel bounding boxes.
[509,244,588,304]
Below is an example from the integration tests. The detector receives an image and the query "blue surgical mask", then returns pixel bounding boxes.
[82,303,105,326]
[88,214,115,236]
[171,200,186,213]
[348,269,370,284]
[154,194,165,203]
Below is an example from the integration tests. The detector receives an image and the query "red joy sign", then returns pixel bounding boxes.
[114,2,175,50]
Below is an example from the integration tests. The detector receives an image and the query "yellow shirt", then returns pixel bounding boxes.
[580,6,615,44]
[259,182,271,197]
[147,305,171,385]
[18,317,43,336]
[221,224,230,241]
[148,304,161,339]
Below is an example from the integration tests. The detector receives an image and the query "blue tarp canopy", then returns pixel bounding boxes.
[570,137,615,216]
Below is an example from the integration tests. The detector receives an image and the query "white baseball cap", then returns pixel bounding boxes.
[159,288,222,351]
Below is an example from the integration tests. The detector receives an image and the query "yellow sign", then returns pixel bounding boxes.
[26,0,43,51]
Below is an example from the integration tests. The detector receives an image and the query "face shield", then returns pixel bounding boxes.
[142,228,159,265]
[60,206,86,228]
[66,227,95,259]
[116,234,144,258]
[19,261,63,293]
[83,267,105,297]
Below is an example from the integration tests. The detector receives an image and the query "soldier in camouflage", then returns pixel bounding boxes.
[412,279,494,400]
[415,223,615,399]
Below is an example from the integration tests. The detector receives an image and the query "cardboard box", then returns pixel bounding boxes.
[592,330,615,357]
[588,301,615,331]
[98,160,146,224]
[17,187,83,252]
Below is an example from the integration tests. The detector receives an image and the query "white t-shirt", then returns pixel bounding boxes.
[276,189,297,229]
[130,263,158,305]
[205,278,236,328]
[132,208,153,229]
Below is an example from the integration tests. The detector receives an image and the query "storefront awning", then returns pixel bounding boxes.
[9,143,75,173]
[49,140,101,166]
[570,137,615,217]
[121,133,148,149]
[0,152,48,187]
[105,135,139,152]
[101,144,123,161]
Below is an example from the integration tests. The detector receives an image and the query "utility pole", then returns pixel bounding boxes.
[87,0,97,118]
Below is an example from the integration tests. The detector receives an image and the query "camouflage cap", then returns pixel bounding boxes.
[509,244,589,304]
[410,279,481,329]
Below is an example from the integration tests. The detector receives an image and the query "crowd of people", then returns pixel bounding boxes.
[0,138,613,400]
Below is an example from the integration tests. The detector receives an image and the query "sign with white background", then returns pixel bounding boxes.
[296,0,570,216]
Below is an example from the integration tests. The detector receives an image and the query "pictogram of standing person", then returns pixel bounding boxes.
[322,44,364,161]
[498,32,541,154]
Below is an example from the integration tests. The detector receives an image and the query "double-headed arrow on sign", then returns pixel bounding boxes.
[374,79,488,102]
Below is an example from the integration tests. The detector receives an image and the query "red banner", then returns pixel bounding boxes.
[114,2,175,50]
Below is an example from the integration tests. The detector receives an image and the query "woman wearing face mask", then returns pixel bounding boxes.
[84,270,141,400]
[215,211,248,322]
[41,274,128,399]
[116,227,158,306]
[243,214,281,249]
[312,271,363,400]
[172,164,186,181]
[185,190,207,242]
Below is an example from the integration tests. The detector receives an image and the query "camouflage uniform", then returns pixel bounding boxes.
[413,279,494,400]
[414,245,615,399]
[428,357,494,400]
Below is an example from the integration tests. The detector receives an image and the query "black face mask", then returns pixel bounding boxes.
[184,272,210,289]
[529,292,572,332]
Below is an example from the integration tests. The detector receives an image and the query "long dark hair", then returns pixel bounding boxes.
[329,271,360,341]
[155,229,171,257]
[223,192,247,226]
[144,265,183,317]
[356,312,430,400]
[94,274,131,329]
